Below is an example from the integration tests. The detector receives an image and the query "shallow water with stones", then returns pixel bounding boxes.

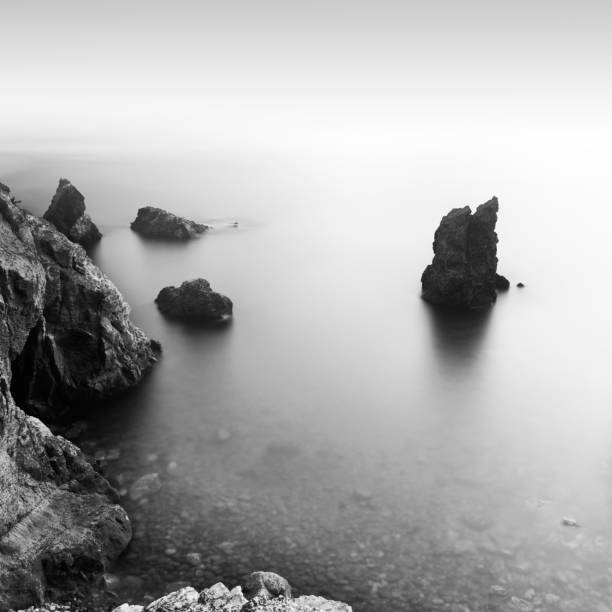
[3,147,612,612]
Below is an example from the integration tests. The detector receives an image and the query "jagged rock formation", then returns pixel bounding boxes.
[3,194,159,421]
[106,573,351,612]
[155,279,233,322]
[131,207,209,240]
[43,179,102,247]
[0,185,158,609]
[421,197,502,309]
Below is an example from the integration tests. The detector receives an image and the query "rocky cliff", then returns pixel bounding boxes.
[421,197,500,309]
[0,186,157,609]
[4,191,158,421]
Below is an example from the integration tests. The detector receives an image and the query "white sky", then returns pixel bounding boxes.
[1,0,611,152]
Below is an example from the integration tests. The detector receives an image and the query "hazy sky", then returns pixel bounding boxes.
[2,0,611,151]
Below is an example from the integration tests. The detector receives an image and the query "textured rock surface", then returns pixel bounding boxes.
[131,207,209,240]
[105,574,351,612]
[243,572,292,601]
[155,279,233,322]
[421,197,500,309]
[0,186,157,609]
[43,179,102,246]
[3,195,159,421]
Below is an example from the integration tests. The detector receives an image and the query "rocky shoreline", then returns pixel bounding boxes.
[13,573,351,612]
[0,180,351,612]
[0,183,157,609]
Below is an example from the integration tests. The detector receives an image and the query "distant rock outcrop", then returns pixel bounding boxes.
[0,185,158,609]
[131,206,209,240]
[421,197,502,309]
[43,179,102,246]
[155,279,233,322]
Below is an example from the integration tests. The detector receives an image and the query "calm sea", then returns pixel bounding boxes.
[1,144,611,611]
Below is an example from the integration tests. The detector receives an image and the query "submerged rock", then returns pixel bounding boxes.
[155,279,233,322]
[131,206,209,240]
[43,178,102,246]
[421,197,500,309]
[129,473,162,501]
[0,185,157,609]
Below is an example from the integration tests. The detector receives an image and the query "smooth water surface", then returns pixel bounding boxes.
[2,146,612,612]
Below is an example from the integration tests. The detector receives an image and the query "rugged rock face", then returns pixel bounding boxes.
[131,207,209,240]
[155,279,233,322]
[3,194,159,421]
[43,179,102,247]
[421,197,501,309]
[105,573,351,612]
[0,186,157,609]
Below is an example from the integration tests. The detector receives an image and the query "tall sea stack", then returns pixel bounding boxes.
[421,197,500,309]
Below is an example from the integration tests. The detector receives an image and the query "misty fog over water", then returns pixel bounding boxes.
[3,0,612,609]
[2,142,612,610]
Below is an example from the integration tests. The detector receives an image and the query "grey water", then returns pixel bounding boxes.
[2,145,612,612]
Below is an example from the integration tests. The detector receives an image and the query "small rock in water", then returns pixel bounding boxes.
[103,573,121,591]
[510,596,534,611]
[216,428,231,442]
[106,447,121,460]
[186,552,202,566]
[517,282,525,288]
[562,516,579,527]
[352,488,373,502]
[129,473,162,501]
[489,585,509,598]
[495,273,510,290]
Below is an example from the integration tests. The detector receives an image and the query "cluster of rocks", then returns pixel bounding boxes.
[0,178,231,609]
[13,573,351,612]
[114,572,350,612]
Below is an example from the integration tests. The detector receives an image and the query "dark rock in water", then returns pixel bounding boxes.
[0,186,158,609]
[155,279,233,322]
[43,178,102,246]
[131,206,209,240]
[421,197,500,309]
[495,274,510,291]
[243,571,292,601]
[517,282,525,288]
